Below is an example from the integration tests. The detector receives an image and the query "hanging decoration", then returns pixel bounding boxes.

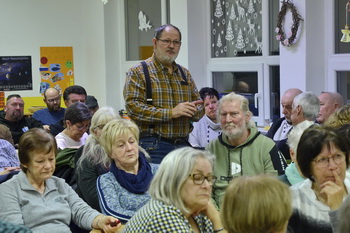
[275,0,303,47]
[340,1,350,43]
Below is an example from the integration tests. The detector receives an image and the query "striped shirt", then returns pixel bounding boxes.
[123,54,204,139]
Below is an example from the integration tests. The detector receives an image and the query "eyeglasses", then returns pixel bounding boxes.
[157,39,182,47]
[313,154,346,168]
[74,123,90,131]
[46,96,61,103]
[189,173,217,185]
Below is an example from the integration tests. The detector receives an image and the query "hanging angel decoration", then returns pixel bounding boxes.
[139,11,152,31]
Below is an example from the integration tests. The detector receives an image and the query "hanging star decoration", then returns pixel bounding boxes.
[275,0,303,47]
[341,1,350,43]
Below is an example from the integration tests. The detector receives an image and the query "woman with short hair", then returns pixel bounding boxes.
[97,119,158,223]
[288,126,350,233]
[123,147,226,233]
[0,128,121,233]
[55,102,91,149]
[221,175,291,233]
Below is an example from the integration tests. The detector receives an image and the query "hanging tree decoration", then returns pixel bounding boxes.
[275,0,303,47]
[225,20,235,41]
[340,1,350,43]
[214,0,224,18]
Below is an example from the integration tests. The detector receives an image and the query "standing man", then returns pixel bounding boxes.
[266,88,302,160]
[49,85,87,136]
[0,94,43,145]
[317,91,344,124]
[32,87,65,131]
[124,24,204,164]
[206,92,287,208]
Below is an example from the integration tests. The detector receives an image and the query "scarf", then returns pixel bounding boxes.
[110,152,153,194]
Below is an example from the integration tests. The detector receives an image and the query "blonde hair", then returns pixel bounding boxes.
[99,119,140,168]
[221,175,292,233]
[324,104,350,128]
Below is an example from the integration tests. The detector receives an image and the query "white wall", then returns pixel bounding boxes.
[279,0,326,95]
[0,0,107,106]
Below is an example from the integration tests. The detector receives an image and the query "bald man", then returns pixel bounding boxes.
[266,88,302,160]
[32,88,66,131]
[317,91,344,124]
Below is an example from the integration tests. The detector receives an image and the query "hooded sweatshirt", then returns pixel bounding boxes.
[206,126,287,207]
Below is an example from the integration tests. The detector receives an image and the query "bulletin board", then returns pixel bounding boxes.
[39,47,74,95]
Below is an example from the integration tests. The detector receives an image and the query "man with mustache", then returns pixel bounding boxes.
[0,94,43,146]
[206,92,287,208]
[124,24,204,164]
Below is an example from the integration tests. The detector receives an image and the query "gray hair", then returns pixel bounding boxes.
[292,92,320,121]
[217,92,256,128]
[287,120,314,155]
[76,106,119,171]
[149,147,215,215]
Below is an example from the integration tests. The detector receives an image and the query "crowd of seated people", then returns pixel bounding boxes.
[2,85,350,233]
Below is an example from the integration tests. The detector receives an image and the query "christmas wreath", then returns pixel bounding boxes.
[275,0,303,47]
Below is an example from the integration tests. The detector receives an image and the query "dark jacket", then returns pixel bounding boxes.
[266,117,291,160]
[0,112,43,144]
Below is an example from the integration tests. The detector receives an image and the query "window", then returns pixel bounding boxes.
[208,0,280,127]
[337,71,350,103]
[210,0,263,57]
[335,0,350,54]
[125,0,169,60]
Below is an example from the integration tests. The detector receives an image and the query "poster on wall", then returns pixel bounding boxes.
[39,47,74,95]
[0,56,33,91]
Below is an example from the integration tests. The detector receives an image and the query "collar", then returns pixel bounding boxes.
[204,115,221,130]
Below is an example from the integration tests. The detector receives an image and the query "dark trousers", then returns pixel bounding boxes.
[139,135,190,164]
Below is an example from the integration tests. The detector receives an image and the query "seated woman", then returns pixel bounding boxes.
[288,126,350,233]
[0,128,121,233]
[123,147,226,233]
[0,139,20,175]
[55,102,91,149]
[278,120,314,186]
[97,119,158,223]
[75,106,118,211]
[189,87,221,149]
[221,175,292,233]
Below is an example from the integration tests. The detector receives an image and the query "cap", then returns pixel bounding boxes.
[86,95,98,109]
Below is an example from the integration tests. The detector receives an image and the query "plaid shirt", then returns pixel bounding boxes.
[123,54,204,139]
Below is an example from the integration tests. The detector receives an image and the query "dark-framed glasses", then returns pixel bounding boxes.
[189,173,217,185]
[157,39,182,47]
[74,123,90,131]
[46,96,61,103]
[313,154,346,168]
